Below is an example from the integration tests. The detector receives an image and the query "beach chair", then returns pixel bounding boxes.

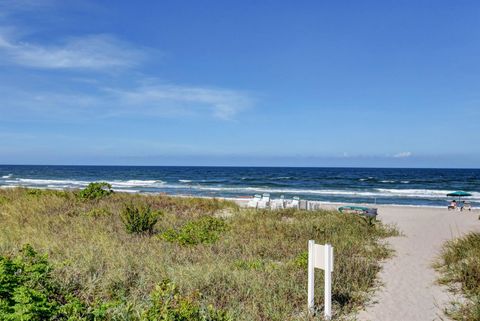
[286,196,300,209]
[299,200,307,210]
[307,201,320,211]
[309,201,320,211]
[257,193,271,209]
[461,201,472,211]
[307,201,315,211]
[270,199,284,210]
[247,194,262,208]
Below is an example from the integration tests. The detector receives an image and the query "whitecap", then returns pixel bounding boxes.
[18,178,90,186]
[112,188,140,193]
[108,180,165,188]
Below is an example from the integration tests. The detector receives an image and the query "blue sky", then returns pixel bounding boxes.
[0,0,479,167]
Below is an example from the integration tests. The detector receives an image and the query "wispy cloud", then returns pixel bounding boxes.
[393,151,412,158]
[0,81,254,120]
[0,32,145,70]
[106,85,253,119]
[0,0,55,17]
[0,2,253,120]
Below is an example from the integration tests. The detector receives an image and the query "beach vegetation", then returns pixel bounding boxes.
[0,187,398,320]
[143,279,231,321]
[78,182,113,201]
[26,188,44,196]
[160,216,228,245]
[121,203,161,234]
[435,232,480,321]
[85,207,112,218]
[0,195,8,205]
[0,244,229,321]
[293,250,309,268]
[0,244,96,320]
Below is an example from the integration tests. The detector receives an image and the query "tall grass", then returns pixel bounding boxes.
[0,187,398,320]
[434,232,480,320]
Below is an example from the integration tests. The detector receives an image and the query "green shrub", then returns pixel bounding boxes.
[293,250,308,268]
[0,195,8,205]
[143,279,231,321]
[26,189,44,197]
[121,203,161,234]
[160,216,228,245]
[0,244,94,320]
[78,182,113,201]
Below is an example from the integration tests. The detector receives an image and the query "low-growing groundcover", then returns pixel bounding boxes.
[0,187,398,320]
[435,232,480,321]
[160,216,228,245]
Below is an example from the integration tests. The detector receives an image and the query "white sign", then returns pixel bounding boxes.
[307,240,334,320]
[312,244,334,271]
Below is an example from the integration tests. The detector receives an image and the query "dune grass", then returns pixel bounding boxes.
[434,232,480,321]
[0,187,398,320]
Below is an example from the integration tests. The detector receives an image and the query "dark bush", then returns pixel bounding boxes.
[78,182,113,201]
[121,203,161,234]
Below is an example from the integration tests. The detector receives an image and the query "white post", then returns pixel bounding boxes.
[324,244,332,320]
[307,240,315,314]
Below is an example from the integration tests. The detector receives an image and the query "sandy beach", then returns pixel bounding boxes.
[354,205,479,321]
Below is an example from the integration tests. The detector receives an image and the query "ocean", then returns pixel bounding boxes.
[0,165,479,207]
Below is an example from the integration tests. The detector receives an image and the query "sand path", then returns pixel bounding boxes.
[356,206,480,321]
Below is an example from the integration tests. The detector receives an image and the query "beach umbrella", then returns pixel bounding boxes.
[446,191,472,197]
[446,191,472,202]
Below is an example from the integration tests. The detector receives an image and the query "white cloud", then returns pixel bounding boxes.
[393,151,412,158]
[0,32,145,70]
[107,85,253,119]
[0,82,253,120]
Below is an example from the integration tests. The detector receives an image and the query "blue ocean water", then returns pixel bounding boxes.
[0,165,479,207]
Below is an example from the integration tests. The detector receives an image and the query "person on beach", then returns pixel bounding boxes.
[449,200,457,210]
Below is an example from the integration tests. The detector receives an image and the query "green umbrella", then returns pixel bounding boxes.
[446,191,472,197]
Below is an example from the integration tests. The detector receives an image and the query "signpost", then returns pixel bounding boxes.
[308,240,334,320]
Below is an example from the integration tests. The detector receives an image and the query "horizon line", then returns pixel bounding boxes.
[1,164,479,170]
